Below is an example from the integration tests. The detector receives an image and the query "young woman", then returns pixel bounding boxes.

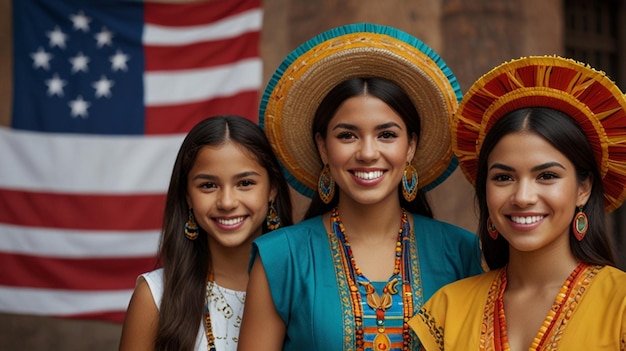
[238,23,484,351]
[118,115,292,351]
[410,56,626,350]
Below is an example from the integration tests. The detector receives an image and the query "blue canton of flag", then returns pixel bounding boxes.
[13,0,145,135]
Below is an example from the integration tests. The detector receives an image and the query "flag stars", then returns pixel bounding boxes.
[95,27,114,48]
[31,47,53,70]
[93,76,114,98]
[110,50,130,71]
[69,95,91,118]
[46,74,67,97]
[69,52,90,73]
[70,11,91,32]
[47,26,68,49]
[30,8,132,119]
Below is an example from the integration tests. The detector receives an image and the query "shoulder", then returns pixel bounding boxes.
[119,276,160,349]
[137,268,164,307]
[437,269,499,295]
[254,216,325,247]
[251,216,328,271]
[140,268,164,288]
[423,270,499,312]
[410,213,479,249]
[594,265,626,295]
[411,214,474,236]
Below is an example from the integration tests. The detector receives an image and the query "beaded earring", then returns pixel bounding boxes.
[402,162,418,202]
[318,164,335,204]
[266,201,281,230]
[572,206,588,241]
[487,217,498,240]
[184,208,199,240]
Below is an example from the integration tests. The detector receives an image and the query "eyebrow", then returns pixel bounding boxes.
[191,171,262,181]
[488,161,566,172]
[332,122,403,131]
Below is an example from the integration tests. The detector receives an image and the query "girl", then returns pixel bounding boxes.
[119,115,292,351]
[410,56,626,350]
[238,23,483,351]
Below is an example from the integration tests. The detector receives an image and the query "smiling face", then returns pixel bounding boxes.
[315,94,416,207]
[186,142,276,251]
[485,131,591,255]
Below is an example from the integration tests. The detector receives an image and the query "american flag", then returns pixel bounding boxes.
[1,0,262,323]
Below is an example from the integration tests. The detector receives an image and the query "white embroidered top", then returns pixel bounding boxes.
[141,268,246,351]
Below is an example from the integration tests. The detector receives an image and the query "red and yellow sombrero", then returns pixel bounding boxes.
[453,56,626,212]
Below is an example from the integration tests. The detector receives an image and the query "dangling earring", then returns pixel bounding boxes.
[402,162,418,202]
[266,201,281,230]
[572,206,588,241]
[184,208,199,240]
[487,217,498,240]
[318,164,335,204]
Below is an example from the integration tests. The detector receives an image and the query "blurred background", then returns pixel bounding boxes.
[1,0,624,350]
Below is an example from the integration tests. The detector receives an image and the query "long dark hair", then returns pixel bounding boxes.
[304,77,433,219]
[155,115,292,351]
[476,107,616,270]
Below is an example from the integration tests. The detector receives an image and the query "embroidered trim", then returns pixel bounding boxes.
[328,212,424,350]
[481,263,601,351]
[416,307,444,351]
[327,224,357,350]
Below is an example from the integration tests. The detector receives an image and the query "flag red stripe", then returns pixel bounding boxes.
[144,31,260,71]
[0,189,165,230]
[0,252,157,290]
[144,0,260,26]
[145,90,259,134]
[63,311,126,324]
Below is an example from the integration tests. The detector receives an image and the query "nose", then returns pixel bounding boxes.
[356,137,380,162]
[217,188,238,210]
[511,180,537,208]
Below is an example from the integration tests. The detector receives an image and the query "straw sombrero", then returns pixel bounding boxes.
[453,56,626,212]
[260,23,463,198]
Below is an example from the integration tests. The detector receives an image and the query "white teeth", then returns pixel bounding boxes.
[353,170,383,180]
[510,215,544,224]
[216,217,245,226]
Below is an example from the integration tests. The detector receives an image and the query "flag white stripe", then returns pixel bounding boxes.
[0,127,184,193]
[144,58,262,106]
[0,224,159,258]
[143,8,262,45]
[0,286,133,315]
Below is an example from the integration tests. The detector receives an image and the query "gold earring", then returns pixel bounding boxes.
[402,162,418,202]
[184,208,199,240]
[318,164,335,204]
[266,201,281,230]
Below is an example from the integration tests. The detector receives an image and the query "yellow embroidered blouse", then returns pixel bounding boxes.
[409,265,626,351]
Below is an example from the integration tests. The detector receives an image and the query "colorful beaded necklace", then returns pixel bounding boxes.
[205,274,216,351]
[331,207,414,351]
[494,262,589,351]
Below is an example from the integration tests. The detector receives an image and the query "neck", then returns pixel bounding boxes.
[335,200,404,241]
[208,242,253,291]
[506,246,579,290]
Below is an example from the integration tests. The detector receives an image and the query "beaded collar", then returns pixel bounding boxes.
[493,262,597,350]
[331,207,414,351]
